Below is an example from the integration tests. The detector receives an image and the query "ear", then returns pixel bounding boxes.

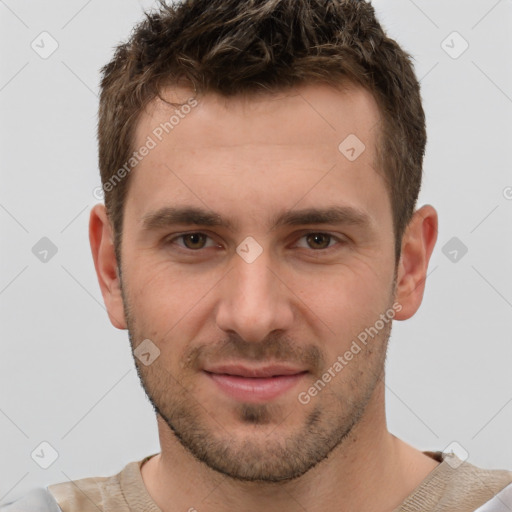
[394,205,438,320]
[89,204,127,329]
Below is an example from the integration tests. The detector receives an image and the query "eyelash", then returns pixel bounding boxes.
[164,231,347,253]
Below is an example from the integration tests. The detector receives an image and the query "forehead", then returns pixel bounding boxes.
[126,82,388,231]
[135,82,381,151]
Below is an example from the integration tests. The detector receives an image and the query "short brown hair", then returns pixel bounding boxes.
[98,0,426,264]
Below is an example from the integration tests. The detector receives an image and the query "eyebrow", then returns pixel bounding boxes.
[141,205,372,233]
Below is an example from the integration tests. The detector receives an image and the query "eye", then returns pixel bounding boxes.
[295,232,345,251]
[164,231,347,253]
[167,232,218,250]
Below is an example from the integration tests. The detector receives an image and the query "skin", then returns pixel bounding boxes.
[89,82,439,512]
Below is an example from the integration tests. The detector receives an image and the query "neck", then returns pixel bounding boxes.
[141,380,439,512]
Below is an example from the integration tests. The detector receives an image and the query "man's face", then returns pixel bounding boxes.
[119,83,398,482]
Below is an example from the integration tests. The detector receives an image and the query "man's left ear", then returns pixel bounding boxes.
[394,205,438,320]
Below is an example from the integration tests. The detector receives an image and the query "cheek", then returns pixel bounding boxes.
[125,259,220,341]
[302,261,394,342]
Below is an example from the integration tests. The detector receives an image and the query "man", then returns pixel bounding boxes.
[2,0,511,511]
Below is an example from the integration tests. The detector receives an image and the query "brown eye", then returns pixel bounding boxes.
[165,232,220,253]
[305,233,332,250]
[181,233,208,250]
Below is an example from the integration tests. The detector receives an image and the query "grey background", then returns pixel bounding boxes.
[1,0,511,503]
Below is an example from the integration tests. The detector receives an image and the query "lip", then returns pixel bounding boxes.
[203,364,308,402]
[204,364,306,378]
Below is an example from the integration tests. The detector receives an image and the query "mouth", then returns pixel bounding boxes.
[203,364,308,402]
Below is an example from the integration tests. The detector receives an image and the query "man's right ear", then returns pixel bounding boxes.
[89,204,127,330]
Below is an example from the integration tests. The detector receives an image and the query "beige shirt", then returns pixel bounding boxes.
[45,451,512,512]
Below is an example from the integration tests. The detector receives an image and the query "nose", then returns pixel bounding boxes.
[215,244,295,343]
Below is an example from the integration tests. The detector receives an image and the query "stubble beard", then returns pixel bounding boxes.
[120,270,392,483]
